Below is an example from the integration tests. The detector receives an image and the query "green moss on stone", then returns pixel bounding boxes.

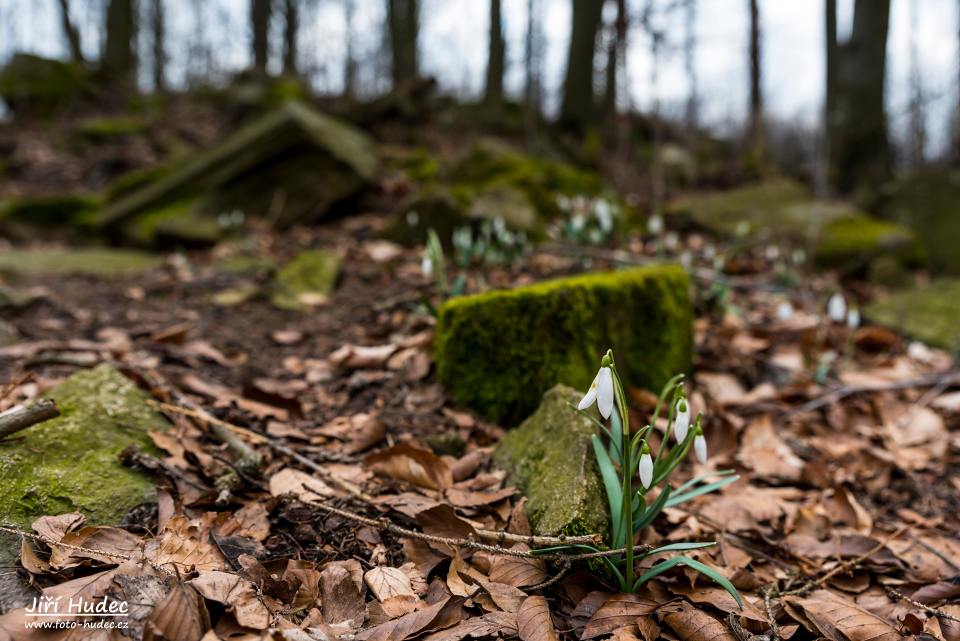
[815,214,925,269]
[75,116,146,141]
[434,264,693,425]
[866,279,960,351]
[107,165,175,202]
[271,249,341,310]
[0,53,92,116]
[0,194,102,227]
[0,365,168,531]
[0,248,159,277]
[493,385,608,536]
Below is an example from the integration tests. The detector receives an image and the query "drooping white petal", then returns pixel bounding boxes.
[694,434,708,464]
[638,453,653,489]
[674,401,690,442]
[596,367,614,419]
[847,308,861,329]
[577,371,600,411]
[827,293,847,323]
[776,301,793,322]
[421,255,433,277]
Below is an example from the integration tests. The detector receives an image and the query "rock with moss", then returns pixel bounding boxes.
[667,179,923,270]
[866,279,960,351]
[0,53,92,116]
[0,365,168,534]
[0,248,159,277]
[435,264,692,425]
[74,116,146,142]
[0,194,102,228]
[271,249,341,310]
[493,385,607,536]
[97,101,378,237]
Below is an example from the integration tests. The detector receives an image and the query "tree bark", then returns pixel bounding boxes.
[344,0,357,97]
[684,0,698,129]
[388,0,419,87]
[251,0,272,74]
[559,0,605,133]
[748,0,763,157]
[283,0,299,76]
[102,0,136,84]
[603,0,627,119]
[830,0,891,193]
[56,0,84,63]
[484,0,505,107]
[151,0,166,92]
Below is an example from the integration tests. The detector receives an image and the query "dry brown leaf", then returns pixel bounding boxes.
[321,563,366,627]
[189,570,270,630]
[32,511,85,542]
[365,566,418,602]
[518,596,559,641]
[581,594,658,639]
[269,467,335,501]
[50,525,144,568]
[365,444,453,490]
[421,611,518,641]
[445,487,516,508]
[216,502,271,542]
[737,416,805,481]
[658,601,736,641]
[488,545,547,588]
[145,515,226,572]
[356,595,466,641]
[782,589,901,641]
[696,372,746,405]
[478,579,528,613]
[329,343,398,369]
[143,581,210,641]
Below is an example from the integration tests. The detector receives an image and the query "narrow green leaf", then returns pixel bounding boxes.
[642,541,716,557]
[634,485,670,532]
[666,475,739,507]
[674,469,738,494]
[632,556,742,607]
[593,435,622,542]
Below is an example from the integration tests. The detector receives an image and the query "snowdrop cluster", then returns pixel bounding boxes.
[557,194,621,245]
[827,292,861,329]
[569,349,741,603]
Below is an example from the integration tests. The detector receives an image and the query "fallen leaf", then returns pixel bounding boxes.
[330,343,398,369]
[269,467,335,501]
[518,596,559,641]
[357,595,466,641]
[365,444,453,490]
[321,563,366,627]
[365,566,418,602]
[782,589,901,641]
[658,600,736,641]
[143,581,210,641]
[582,594,658,639]
[488,545,547,588]
[189,570,270,630]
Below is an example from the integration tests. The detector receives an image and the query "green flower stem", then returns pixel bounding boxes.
[609,361,634,590]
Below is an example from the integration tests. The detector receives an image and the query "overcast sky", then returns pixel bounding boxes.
[2,0,958,154]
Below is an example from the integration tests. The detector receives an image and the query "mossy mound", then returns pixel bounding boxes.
[271,249,341,310]
[877,169,960,274]
[0,365,168,532]
[667,179,923,270]
[435,264,692,425]
[866,279,960,351]
[97,101,378,240]
[74,116,147,141]
[0,53,92,116]
[0,194,102,228]
[493,385,608,536]
[0,248,159,277]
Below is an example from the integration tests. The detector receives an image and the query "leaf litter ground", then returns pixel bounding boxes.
[0,215,958,641]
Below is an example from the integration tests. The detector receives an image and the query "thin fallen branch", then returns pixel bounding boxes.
[302,483,641,561]
[269,440,375,502]
[0,399,60,440]
[787,370,958,416]
[884,586,960,624]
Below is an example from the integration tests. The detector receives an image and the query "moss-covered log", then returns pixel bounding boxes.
[434,264,692,425]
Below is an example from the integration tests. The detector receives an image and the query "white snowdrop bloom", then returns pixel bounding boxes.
[578,366,614,419]
[704,244,716,260]
[593,199,613,232]
[776,301,793,322]
[406,210,420,226]
[674,399,690,442]
[827,293,847,323]
[792,249,806,265]
[680,251,693,269]
[765,245,780,260]
[735,221,750,237]
[847,308,860,329]
[648,214,664,235]
[557,195,570,211]
[638,448,654,489]
[664,232,680,251]
[571,214,586,233]
[421,255,433,277]
[694,433,708,464]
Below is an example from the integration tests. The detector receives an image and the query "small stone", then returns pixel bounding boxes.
[271,250,341,311]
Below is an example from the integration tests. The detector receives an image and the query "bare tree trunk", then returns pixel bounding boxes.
[56,0,84,63]
[524,0,542,143]
[484,0,505,107]
[344,0,357,97]
[150,0,166,92]
[102,0,136,84]
[388,0,419,87]
[251,0,272,74]
[283,0,299,76]
[831,0,891,193]
[560,0,605,133]
[748,0,763,158]
[603,0,627,119]
[907,0,926,167]
[684,0,698,129]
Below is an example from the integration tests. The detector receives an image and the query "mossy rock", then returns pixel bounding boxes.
[0,365,168,534]
[866,279,960,351]
[74,116,147,141]
[382,145,441,182]
[877,169,960,274]
[0,53,92,116]
[0,248,159,277]
[667,179,922,271]
[493,385,607,536]
[271,249,341,310]
[121,196,225,247]
[435,264,692,425]
[0,193,102,227]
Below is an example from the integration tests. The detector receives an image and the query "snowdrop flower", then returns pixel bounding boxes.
[693,427,708,464]
[593,199,613,233]
[648,214,664,235]
[571,214,586,233]
[664,232,680,251]
[776,301,793,322]
[680,251,693,269]
[638,443,653,489]
[827,293,847,323]
[421,254,433,277]
[674,398,690,442]
[578,364,614,419]
[847,307,860,330]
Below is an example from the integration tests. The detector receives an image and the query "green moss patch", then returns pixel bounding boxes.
[435,264,692,425]
[0,365,168,531]
[493,385,608,536]
[866,279,960,351]
[75,116,146,141]
[271,249,341,310]
[0,194,102,227]
[0,248,159,277]
[0,53,92,116]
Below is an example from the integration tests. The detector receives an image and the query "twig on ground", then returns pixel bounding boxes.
[0,525,142,567]
[727,612,772,641]
[787,370,958,416]
[0,399,60,440]
[302,484,644,561]
[884,586,960,623]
